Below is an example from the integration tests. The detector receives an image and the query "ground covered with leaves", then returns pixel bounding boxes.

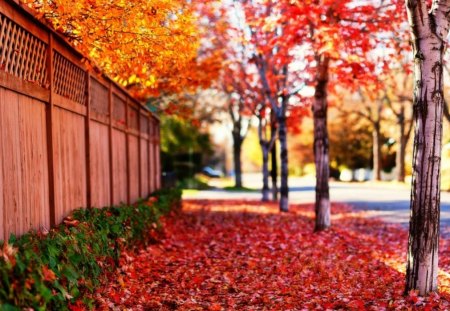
[94,200,450,310]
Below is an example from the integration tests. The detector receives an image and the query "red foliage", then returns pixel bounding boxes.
[93,200,450,310]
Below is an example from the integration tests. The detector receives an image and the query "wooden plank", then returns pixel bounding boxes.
[0,70,49,102]
[53,93,87,116]
[36,97,50,231]
[18,95,30,234]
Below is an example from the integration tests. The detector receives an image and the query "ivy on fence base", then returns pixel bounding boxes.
[0,188,181,310]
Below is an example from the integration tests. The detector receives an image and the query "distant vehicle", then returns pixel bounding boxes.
[201,166,223,178]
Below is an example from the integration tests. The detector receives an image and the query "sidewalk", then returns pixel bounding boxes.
[94,200,450,310]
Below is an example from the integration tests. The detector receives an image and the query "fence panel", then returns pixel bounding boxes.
[112,129,128,205]
[52,107,87,223]
[90,121,111,207]
[0,87,50,239]
[0,0,160,239]
[128,135,140,203]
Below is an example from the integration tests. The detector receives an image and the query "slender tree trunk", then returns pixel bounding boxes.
[313,55,330,231]
[278,115,289,212]
[261,144,270,202]
[405,0,449,295]
[232,132,243,188]
[396,106,407,182]
[373,121,382,181]
[271,117,278,201]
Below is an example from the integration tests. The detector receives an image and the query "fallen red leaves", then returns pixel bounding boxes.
[93,200,450,310]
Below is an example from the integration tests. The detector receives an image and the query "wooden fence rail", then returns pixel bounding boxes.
[0,0,161,241]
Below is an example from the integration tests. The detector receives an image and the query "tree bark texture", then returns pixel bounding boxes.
[261,143,270,202]
[278,114,289,212]
[373,121,382,181]
[405,0,450,296]
[271,117,279,201]
[232,130,243,188]
[396,117,407,182]
[313,55,330,231]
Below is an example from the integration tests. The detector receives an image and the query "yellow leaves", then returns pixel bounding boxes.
[27,0,202,97]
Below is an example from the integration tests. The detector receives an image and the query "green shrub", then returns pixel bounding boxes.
[0,188,181,310]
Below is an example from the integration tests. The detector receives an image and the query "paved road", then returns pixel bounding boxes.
[183,174,450,227]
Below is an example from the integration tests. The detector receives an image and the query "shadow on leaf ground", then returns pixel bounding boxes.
[93,200,450,310]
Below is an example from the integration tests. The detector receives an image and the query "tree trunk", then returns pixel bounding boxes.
[372,121,382,181]
[396,106,407,182]
[313,55,330,231]
[278,115,289,212]
[232,132,243,188]
[405,0,449,295]
[271,116,278,201]
[261,144,270,202]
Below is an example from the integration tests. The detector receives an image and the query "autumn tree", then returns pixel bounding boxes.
[383,72,414,182]
[240,0,308,211]
[404,0,450,296]
[221,63,254,188]
[24,0,220,98]
[284,0,402,230]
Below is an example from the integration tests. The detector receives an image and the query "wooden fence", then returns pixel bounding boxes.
[0,0,161,241]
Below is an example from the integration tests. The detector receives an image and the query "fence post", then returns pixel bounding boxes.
[46,33,56,226]
[85,72,91,208]
[156,124,161,189]
[149,119,153,192]
[108,82,114,205]
[147,114,152,194]
[138,108,142,198]
[125,98,130,204]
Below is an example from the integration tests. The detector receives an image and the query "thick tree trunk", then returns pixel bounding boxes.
[232,133,243,188]
[313,55,330,231]
[278,115,289,212]
[405,0,449,295]
[271,118,278,201]
[373,121,382,181]
[261,144,270,202]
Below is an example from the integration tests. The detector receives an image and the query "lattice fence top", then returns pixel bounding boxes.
[90,78,108,115]
[0,13,48,87]
[113,94,126,124]
[54,52,86,105]
[140,114,148,133]
[128,106,139,130]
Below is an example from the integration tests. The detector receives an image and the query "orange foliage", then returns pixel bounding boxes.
[21,0,222,98]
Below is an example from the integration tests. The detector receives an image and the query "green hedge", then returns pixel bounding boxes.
[0,188,181,310]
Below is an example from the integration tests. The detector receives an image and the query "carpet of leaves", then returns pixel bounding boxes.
[94,200,450,310]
